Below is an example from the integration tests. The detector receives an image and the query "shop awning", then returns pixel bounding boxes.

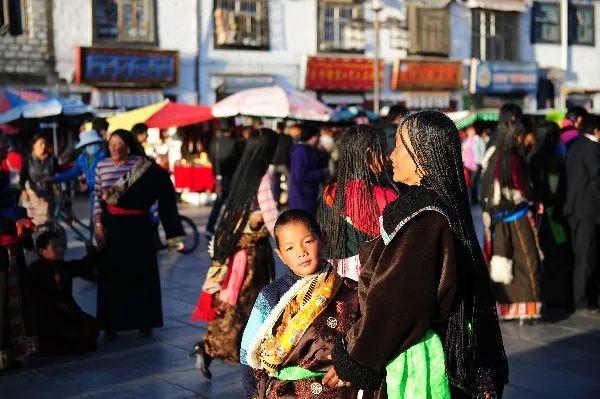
[90,88,164,109]
[320,94,365,105]
[458,0,529,12]
[106,100,214,132]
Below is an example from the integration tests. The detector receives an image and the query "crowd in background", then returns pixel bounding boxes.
[1,103,599,391]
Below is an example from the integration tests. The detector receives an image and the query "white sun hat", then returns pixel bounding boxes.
[75,130,104,149]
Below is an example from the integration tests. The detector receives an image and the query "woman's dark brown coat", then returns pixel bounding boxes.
[333,210,470,398]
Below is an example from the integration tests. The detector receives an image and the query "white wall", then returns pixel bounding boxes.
[528,2,600,90]
[199,0,318,104]
[53,0,199,103]
[157,0,199,103]
[53,0,92,85]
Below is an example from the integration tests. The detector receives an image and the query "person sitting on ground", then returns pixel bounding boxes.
[29,231,99,356]
[240,209,360,399]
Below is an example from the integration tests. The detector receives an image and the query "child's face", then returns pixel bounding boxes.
[274,222,322,277]
[39,239,65,261]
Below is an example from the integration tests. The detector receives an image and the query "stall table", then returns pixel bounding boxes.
[173,165,215,192]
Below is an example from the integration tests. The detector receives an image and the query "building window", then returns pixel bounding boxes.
[93,0,156,44]
[471,9,519,61]
[318,1,364,52]
[0,0,27,36]
[213,0,269,49]
[408,6,450,56]
[531,2,560,44]
[569,4,594,46]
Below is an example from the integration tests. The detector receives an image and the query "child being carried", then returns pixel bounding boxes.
[241,209,359,399]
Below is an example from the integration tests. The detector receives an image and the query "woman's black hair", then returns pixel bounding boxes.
[580,114,600,136]
[398,111,508,394]
[109,129,144,156]
[498,103,522,125]
[494,118,527,188]
[212,128,279,263]
[317,124,396,261]
[300,123,320,142]
[528,120,560,162]
[274,209,322,248]
[31,133,46,148]
[36,230,63,250]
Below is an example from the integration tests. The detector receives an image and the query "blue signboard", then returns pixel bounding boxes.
[76,47,178,86]
[474,61,538,94]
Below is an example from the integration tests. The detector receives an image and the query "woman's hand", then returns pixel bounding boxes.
[22,190,30,203]
[248,211,263,230]
[94,221,105,249]
[322,367,350,389]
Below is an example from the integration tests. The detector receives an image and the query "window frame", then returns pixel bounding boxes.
[92,0,157,45]
[471,8,520,62]
[531,1,561,44]
[0,0,28,37]
[317,0,364,54]
[212,0,270,51]
[569,4,595,46]
[408,6,450,56]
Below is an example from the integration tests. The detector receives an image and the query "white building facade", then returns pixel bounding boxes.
[52,0,200,109]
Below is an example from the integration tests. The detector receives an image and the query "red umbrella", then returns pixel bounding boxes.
[145,101,214,129]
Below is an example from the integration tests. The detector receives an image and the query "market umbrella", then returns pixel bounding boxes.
[106,100,214,132]
[212,85,332,121]
[447,109,499,130]
[0,89,93,123]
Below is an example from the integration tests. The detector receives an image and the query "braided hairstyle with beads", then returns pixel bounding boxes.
[398,111,508,395]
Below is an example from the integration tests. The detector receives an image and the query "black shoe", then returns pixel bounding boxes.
[189,341,212,379]
[138,328,153,338]
[105,331,118,341]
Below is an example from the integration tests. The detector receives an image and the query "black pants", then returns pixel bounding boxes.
[206,175,231,234]
[569,218,600,309]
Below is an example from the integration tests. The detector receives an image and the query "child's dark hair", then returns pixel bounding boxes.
[36,230,63,250]
[274,209,322,247]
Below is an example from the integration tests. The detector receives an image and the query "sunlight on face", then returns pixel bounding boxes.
[109,135,129,163]
[274,222,322,277]
[389,125,421,185]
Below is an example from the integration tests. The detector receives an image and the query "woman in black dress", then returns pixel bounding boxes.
[93,130,183,339]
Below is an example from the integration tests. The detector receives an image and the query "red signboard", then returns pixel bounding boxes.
[391,59,462,91]
[305,56,383,91]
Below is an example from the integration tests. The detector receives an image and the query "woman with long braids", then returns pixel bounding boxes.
[190,128,279,379]
[316,124,398,281]
[480,116,542,321]
[324,111,508,398]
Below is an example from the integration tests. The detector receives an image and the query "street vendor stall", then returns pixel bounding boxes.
[103,100,217,192]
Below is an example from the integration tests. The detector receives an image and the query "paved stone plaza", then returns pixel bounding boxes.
[1,204,599,398]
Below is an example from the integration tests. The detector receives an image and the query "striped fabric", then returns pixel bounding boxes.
[257,172,278,237]
[93,156,142,216]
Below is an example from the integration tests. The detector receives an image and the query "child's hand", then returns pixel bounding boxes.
[322,367,350,388]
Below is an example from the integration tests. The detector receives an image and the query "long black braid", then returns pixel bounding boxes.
[212,128,278,263]
[316,124,397,261]
[399,111,508,394]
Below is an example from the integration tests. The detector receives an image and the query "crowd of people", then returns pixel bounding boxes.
[0,119,184,371]
[0,103,598,399]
